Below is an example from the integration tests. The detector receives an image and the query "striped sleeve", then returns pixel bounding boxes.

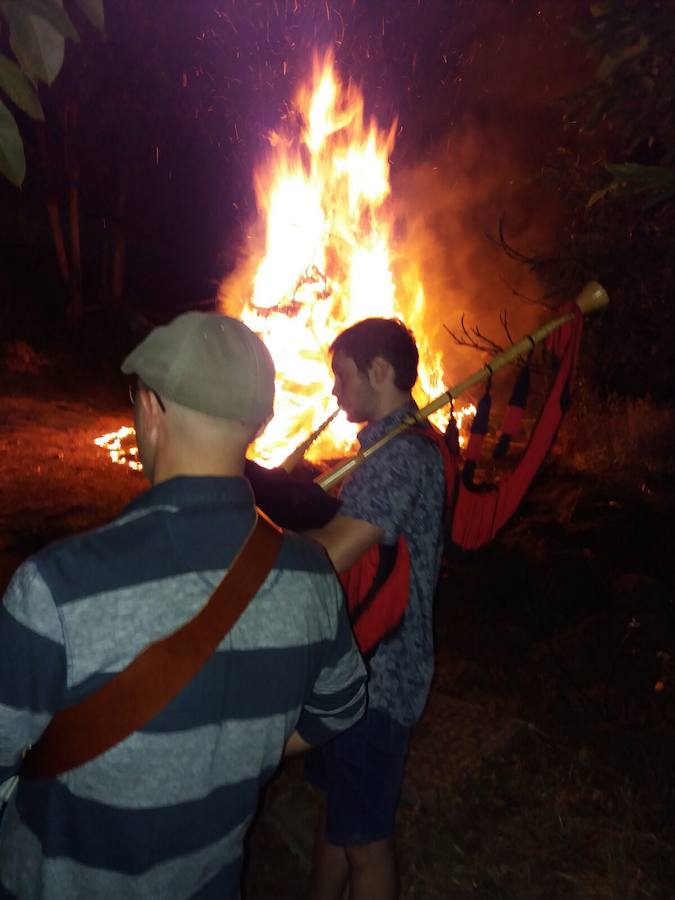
[295,575,366,746]
[0,561,66,780]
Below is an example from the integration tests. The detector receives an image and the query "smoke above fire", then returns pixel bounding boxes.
[388,126,562,386]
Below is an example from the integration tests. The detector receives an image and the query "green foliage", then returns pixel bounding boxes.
[4,0,79,46]
[563,1,675,211]
[73,0,102,31]
[0,50,43,118]
[0,0,104,185]
[523,2,675,400]
[3,3,66,86]
[588,162,675,209]
[0,94,24,182]
[503,149,675,400]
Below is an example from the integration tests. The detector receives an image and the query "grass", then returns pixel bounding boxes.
[555,387,675,477]
[396,723,675,899]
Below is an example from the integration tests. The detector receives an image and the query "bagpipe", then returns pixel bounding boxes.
[246,282,609,653]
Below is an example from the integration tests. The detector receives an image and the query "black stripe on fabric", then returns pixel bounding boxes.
[0,764,17,782]
[508,364,531,407]
[0,605,65,712]
[561,376,572,412]
[61,642,336,732]
[40,512,330,608]
[471,390,492,435]
[39,511,251,606]
[350,544,398,623]
[277,530,336,579]
[493,433,511,459]
[17,766,276,874]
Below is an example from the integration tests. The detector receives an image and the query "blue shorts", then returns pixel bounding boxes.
[304,706,410,846]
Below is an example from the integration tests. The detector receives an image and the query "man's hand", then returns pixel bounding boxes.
[306,515,383,573]
[283,730,314,757]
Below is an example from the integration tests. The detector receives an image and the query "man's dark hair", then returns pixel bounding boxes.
[330,318,419,391]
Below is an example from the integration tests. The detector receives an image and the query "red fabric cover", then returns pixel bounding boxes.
[450,307,583,550]
[412,423,459,515]
[340,536,410,656]
[464,391,492,464]
[339,424,457,655]
[464,433,486,463]
[498,402,526,441]
[494,364,531,458]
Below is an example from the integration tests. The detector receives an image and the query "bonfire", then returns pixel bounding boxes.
[96,53,472,471]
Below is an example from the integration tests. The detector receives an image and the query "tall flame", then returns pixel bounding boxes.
[95,53,472,475]
[220,52,459,468]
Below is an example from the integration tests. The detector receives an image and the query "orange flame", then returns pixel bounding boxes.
[96,53,473,473]
[219,52,464,468]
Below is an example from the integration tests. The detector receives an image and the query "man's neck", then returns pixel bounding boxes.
[151,452,246,486]
[368,391,413,425]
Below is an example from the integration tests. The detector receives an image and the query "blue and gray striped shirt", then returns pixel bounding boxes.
[0,476,366,899]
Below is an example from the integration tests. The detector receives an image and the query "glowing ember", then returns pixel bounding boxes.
[94,427,142,471]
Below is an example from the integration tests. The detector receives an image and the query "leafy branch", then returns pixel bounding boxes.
[0,0,104,185]
[562,1,675,212]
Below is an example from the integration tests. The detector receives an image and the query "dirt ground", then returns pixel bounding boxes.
[1,335,674,899]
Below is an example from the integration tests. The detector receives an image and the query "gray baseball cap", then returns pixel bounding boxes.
[121,312,275,426]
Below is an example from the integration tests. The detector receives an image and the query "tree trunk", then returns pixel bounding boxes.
[65,103,83,323]
[99,217,109,304]
[38,126,70,285]
[67,178,83,321]
[110,176,127,307]
[46,198,70,284]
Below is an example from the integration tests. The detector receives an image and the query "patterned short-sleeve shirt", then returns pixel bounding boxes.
[338,400,446,726]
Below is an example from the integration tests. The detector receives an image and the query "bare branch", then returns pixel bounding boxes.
[498,275,558,311]
[443,314,503,355]
[499,309,514,345]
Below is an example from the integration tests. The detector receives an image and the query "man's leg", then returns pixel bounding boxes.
[345,837,399,900]
[308,803,349,900]
[306,709,409,900]
[309,833,398,900]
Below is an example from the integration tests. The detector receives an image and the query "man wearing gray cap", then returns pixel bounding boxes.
[0,312,366,900]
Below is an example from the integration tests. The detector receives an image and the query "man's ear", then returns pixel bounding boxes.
[367,356,394,389]
[138,388,163,440]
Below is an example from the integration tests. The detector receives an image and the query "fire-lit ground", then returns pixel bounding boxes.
[0,393,140,590]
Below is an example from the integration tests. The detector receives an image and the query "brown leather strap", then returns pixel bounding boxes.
[21,511,283,780]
